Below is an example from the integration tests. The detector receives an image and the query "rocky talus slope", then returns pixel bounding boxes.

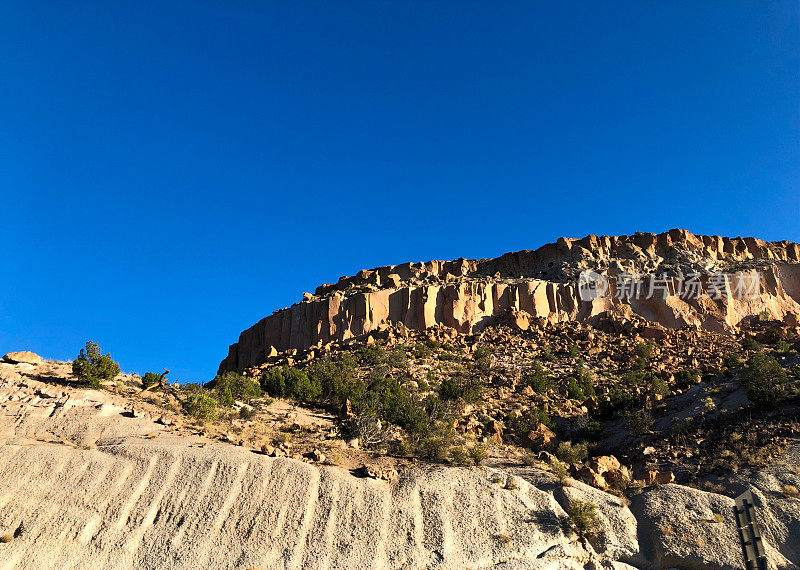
[220,230,800,373]
[1,360,799,569]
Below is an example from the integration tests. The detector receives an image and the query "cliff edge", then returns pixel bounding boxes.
[220,229,800,373]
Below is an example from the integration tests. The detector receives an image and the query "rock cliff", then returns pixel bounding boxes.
[220,229,800,373]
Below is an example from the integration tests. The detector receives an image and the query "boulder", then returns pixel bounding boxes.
[589,455,621,475]
[644,470,675,486]
[576,466,607,489]
[3,351,42,365]
[524,423,556,451]
[507,310,531,331]
[631,483,793,569]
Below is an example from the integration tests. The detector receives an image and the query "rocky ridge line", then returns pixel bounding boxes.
[220,229,800,373]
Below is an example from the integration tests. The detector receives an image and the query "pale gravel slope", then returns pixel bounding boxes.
[0,441,593,569]
[1,364,799,569]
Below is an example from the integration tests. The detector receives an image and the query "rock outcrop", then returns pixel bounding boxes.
[220,230,800,373]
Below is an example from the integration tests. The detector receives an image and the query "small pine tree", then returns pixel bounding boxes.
[72,341,120,388]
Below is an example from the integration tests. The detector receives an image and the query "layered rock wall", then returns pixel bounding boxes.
[220,230,800,373]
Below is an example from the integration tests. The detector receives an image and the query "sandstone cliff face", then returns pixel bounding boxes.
[220,230,800,373]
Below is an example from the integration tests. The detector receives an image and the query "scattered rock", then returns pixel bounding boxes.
[362,464,398,482]
[644,470,675,486]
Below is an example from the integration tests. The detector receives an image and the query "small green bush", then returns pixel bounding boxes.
[650,376,670,397]
[741,337,761,351]
[417,432,453,462]
[439,376,483,403]
[207,371,261,407]
[468,444,488,465]
[556,441,587,464]
[674,369,700,388]
[579,418,604,441]
[566,365,595,401]
[449,446,470,465]
[624,409,653,436]
[473,346,492,374]
[524,362,554,394]
[183,392,218,420]
[72,341,120,388]
[260,367,321,404]
[508,407,554,437]
[605,384,635,411]
[569,500,601,536]
[633,342,654,360]
[742,353,790,408]
[142,372,162,389]
[359,344,387,365]
[387,348,408,369]
[412,342,433,359]
[775,340,791,354]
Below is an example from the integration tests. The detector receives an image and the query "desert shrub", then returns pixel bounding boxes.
[439,351,462,362]
[741,337,761,351]
[524,362,554,394]
[72,341,120,388]
[624,409,653,436]
[358,344,387,365]
[376,377,432,436]
[412,342,433,359]
[207,371,261,407]
[473,346,492,374]
[650,376,670,397]
[387,348,408,369]
[556,441,587,464]
[238,406,255,420]
[567,378,583,400]
[674,369,700,388]
[540,346,556,362]
[416,431,453,462]
[761,327,783,345]
[569,500,601,536]
[468,444,488,465]
[776,340,791,354]
[307,357,358,405]
[344,411,384,447]
[439,375,483,403]
[506,407,554,444]
[551,460,569,483]
[741,353,790,408]
[633,342,654,360]
[605,385,635,411]
[183,392,218,420]
[260,367,321,403]
[449,446,470,465]
[566,365,595,401]
[577,417,604,441]
[289,371,323,403]
[142,372,162,389]
[670,418,690,443]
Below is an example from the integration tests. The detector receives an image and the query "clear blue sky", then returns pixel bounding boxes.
[1,2,798,382]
